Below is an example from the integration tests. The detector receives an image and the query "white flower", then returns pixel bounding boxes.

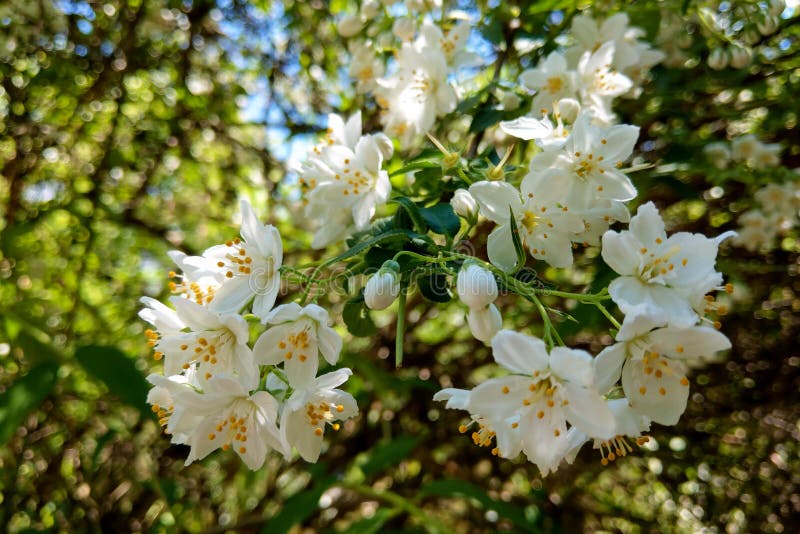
[392,17,417,41]
[348,42,386,94]
[569,13,641,72]
[576,42,634,109]
[433,388,523,459]
[750,142,782,169]
[178,375,287,470]
[202,199,282,320]
[602,202,734,327]
[754,183,797,219]
[500,99,580,150]
[376,40,456,145]
[166,250,224,306]
[467,303,502,344]
[467,330,615,472]
[253,303,343,389]
[456,263,498,309]
[525,111,640,209]
[731,134,761,161]
[469,179,584,271]
[450,188,478,220]
[281,369,358,462]
[595,313,731,425]
[520,51,576,113]
[152,297,258,386]
[733,209,778,252]
[140,296,186,336]
[146,371,202,444]
[419,21,480,68]
[302,133,392,249]
[704,141,732,169]
[564,398,651,467]
[364,263,400,310]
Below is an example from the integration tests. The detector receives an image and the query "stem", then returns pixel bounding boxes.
[395,288,407,368]
[594,301,621,329]
[342,483,452,534]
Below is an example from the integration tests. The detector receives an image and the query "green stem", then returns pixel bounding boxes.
[342,483,452,534]
[395,288,407,368]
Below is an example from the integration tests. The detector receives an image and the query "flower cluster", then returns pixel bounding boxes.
[432,16,735,475]
[143,200,358,469]
[735,180,800,252]
[704,134,782,170]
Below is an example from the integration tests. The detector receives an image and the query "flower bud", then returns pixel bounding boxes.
[729,45,753,69]
[707,48,728,70]
[364,262,400,310]
[757,14,778,36]
[457,263,498,309]
[361,0,381,19]
[554,98,581,123]
[392,17,416,41]
[467,304,502,344]
[338,15,364,38]
[451,188,478,220]
[769,0,785,16]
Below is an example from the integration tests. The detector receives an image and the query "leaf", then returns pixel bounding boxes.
[389,197,429,234]
[75,345,151,417]
[342,298,378,337]
[508,206,527,273]
[389,160,441,177]
[0,361,59,446]
[469,106,505,134]
[419,204,461,238]
[355,435,421,478]
[421,479,540,530]
[416,270,452,303]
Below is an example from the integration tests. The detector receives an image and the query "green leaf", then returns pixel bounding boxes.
[389,197,429,234]
[508,206,526,273]
[355,435,421,478]
[469,106,504,134]
[415,270,452,303]
[389,160,441,177]
[0,361,59,446]
[75,345,151,417]
[342,298,378,337]
[419,204,461,238]
[421,479,540,530]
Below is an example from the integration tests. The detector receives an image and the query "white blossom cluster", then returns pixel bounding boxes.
[704,134,782,170]
[433,15,736,475]
[735,180,800,252]
[337,1,480,146]
[142,200,358,469]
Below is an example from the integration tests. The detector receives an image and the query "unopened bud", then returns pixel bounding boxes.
[707,48,728,70]
[338,15,364,38]
[457,263,498,309]
[361,0,381,19]
[467,304,502,344]
[757,14,778,36]
[364,262,400,310]
[554,98,580,123]
[729,45,753,69]
[451,188,478,220]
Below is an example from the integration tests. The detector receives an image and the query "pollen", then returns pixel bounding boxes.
[676,345,684,353]
[336,404,344,412]
[537,410,545,419]
[502,386,510,394]
[314,428,323,436]
[681,377,690,386]
[459,424,468,433]
[208,433,216,440]
[659,387,666,395]
[639,386,647,395]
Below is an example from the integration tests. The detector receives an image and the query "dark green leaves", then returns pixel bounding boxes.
[75,345,151,417]
[0,361,59,446]
[342,297,378,337]
[418,204,460,238]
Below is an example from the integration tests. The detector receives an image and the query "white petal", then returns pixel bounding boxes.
[601,230,642,276]
[629,202,667,246]
[253,324,293,366]
[594,344,626,395]
[561,383,615,440]
[648,326,731,359]
[486,224,518,273]
[317,325,343,366]
[469,181,522,224]
[550,347,594,387]
[491,330,548,374]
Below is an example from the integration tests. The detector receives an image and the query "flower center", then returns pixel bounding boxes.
[207,407,251,454]
[546,76,564,94]
[305,401,345,436]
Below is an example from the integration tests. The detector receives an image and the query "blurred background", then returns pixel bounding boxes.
[0,0,798,532]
